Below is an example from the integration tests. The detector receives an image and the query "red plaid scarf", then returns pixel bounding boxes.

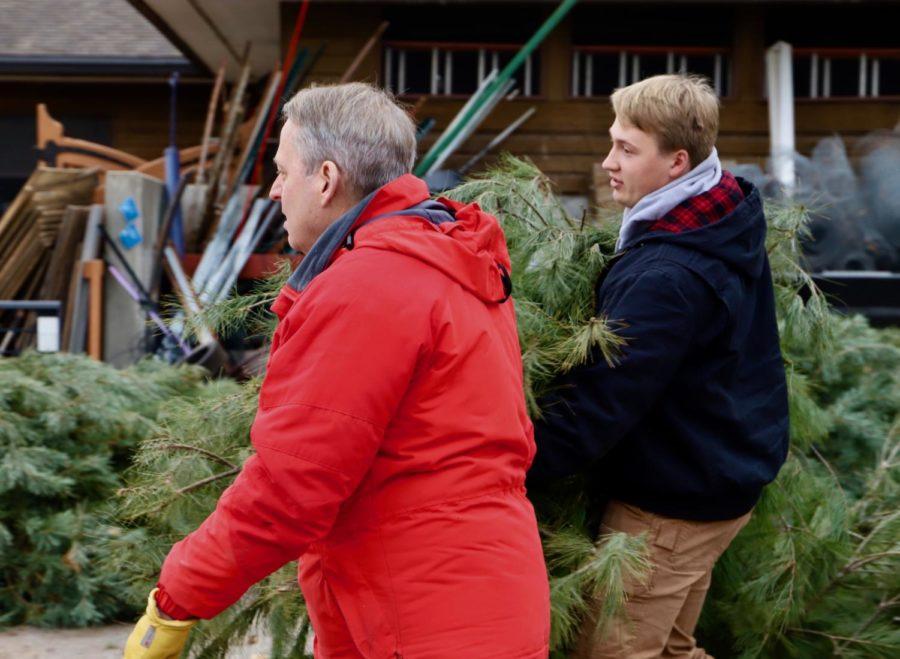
[648,170,744,235]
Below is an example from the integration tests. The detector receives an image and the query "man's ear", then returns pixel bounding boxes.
[318,160,341,207]
[670,149,691,179]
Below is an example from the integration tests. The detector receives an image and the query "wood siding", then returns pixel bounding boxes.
[286,2,900,195]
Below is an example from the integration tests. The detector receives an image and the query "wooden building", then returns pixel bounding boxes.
[275,0,900,197]
[3,0,899,204]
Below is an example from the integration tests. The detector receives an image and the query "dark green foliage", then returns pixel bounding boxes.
[0,352,208,627]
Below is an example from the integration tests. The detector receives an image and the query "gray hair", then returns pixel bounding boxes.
[282,82,417,196]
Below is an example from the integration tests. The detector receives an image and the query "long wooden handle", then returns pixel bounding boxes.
[197,62,227,185]
[83,259,104,360]
[340,21,389,84]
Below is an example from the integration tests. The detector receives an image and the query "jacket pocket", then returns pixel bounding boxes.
[323,562,400,658]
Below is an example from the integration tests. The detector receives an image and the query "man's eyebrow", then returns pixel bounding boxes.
[609,132,636,148]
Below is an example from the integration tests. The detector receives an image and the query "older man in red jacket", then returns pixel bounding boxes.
[124,82,550,659]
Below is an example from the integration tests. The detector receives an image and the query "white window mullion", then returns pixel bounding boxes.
[810,53,819,98]
[478,48,485,84]
[398,49,407,94]
[571,51,580,97]
[384,47,393,93]
[444,50,453,95]
[666,51,675,74]
[618,51,627,86]
[585,53,594,97]
[859,53,868,97]
[872,58,880,97]
[524,54,533,96]
[823,58,832,98]
[631,54,640,83]
[679,55,687,74]
[714,54,723,95]
[429,48,438,95]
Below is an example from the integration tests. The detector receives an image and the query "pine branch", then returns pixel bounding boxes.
[834,593,900,654]
[158,444,238,470]
[175,468,241,496]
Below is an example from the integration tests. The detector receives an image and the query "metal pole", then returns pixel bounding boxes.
[426,78,514,175]
[414,0,579,176]
[340,21,390,83]
[458,106,537,175]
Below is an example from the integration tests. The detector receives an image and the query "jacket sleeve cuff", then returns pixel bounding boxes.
[154,583,199,620]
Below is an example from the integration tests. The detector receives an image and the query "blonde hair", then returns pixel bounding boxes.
[282,82,417,196]
[610,74,719,168]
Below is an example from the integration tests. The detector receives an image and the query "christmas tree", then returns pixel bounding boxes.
[0,352,209,627]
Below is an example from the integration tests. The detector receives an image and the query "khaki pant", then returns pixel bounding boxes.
[574,501,752,659]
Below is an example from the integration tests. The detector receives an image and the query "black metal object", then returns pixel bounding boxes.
[0,300,61,313]
[0,54,197,76]
[813,271,900,327]
[98,225,157,312]
[0,301,62,357]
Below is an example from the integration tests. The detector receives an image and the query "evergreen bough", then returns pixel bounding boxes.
[0,353,208,627]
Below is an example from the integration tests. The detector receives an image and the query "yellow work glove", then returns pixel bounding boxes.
[123,588,197,659]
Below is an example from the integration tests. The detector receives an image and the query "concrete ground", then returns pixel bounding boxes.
[0,625,273,658]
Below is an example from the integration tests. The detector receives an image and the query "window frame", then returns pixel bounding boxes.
[382,40,541,99]
[792,47,900,100]
[569,45,733,100]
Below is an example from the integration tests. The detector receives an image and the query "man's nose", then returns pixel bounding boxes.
[269,179,281,201]
[602,149,617,172]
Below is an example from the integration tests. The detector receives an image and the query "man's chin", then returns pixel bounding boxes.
[611,190,629,207]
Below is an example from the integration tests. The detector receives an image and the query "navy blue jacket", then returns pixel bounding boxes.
[529,178,789,521]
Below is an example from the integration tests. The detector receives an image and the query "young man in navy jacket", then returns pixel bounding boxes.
[529,74,789,657]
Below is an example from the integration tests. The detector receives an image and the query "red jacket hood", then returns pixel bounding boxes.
[345,174,513,304]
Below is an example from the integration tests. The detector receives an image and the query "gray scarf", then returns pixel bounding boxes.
[287,195,454,292]
[616,148,722,251]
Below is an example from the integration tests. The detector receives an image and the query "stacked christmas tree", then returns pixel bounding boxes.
[0,353,209,627]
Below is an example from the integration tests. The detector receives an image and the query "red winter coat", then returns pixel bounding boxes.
[159,175,550,658]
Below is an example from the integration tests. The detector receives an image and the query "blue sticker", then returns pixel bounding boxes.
[119,222,143,249]
[119,197,140,222]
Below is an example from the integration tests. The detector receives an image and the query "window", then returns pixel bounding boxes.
[383,42,540,97]
[571,47,731,98]
[793,48,900,98]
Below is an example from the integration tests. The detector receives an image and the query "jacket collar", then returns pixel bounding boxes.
[284,174,430,294]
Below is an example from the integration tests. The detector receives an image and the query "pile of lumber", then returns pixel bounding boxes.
[0,168,99,355]
[0,167,98,298]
